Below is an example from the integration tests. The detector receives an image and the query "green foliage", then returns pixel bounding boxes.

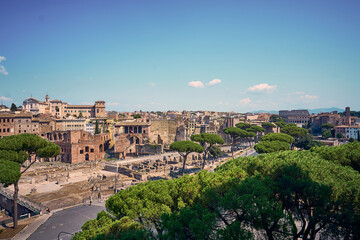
[0,150,28,164]
[322,123,334,130]
[294,135,323,150]
[190,133,224,146]
[0,159,21,187]
[223,127,249,138]
[208,145,223,158]
[281,125,308,139]
[10,103,17,112]
[169,141,203,155]
[246,125,265,133]
[261,133,294,144]
[311,142,360,172]
[191,133,224,168]
[254,133,294,154]
[223,127,255,158]
[95,120,100,134]
[269,115,283,122]
[37,143,60,159]
[76,145,360,240]
[254,140,290,153]
[274,120,286,128]
[133,114,142,119]
[235,123,265,134]
[0,134,60,227]
[235,122,252,130]
[159,204,216,240]
[322,130,332,139]
[261,122,276,128]
[337,132,344,139]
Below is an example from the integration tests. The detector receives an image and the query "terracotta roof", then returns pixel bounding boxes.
[14,113,33,118]
[115,122,150,126]
[67,105,93,108]
[0,112,14,117]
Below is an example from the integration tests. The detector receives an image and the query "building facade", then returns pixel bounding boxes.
[279,110,310,126]
[0,113,15,138]
[45,130,110,164]
[23,95,106,118]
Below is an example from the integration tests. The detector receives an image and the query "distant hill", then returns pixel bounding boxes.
[250,110,279,114]
[306,107,344,114]
[250,107,345,115]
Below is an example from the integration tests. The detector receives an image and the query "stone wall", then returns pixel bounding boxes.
[149,119,177,145]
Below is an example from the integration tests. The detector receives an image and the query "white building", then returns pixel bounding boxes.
[346,125,360,139]
[85,119,95,135]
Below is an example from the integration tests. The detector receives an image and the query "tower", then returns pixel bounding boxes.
[45,94,50,103]
[345,107,351,125]
[94,101,106,117]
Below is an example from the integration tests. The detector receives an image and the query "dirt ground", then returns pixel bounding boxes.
[5,154,236,212]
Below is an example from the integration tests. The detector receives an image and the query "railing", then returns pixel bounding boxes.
[0,187,46,214]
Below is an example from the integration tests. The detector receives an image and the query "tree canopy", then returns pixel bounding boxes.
[261,122,276,129]
[281,125,308,139]
[223,127,254,158]
[0,134,60,228]
[10,103,17,112]
[254,140,290,153]
[294,135,323,150]
[322,130,332,139]
[74,145,360,240]
[260,132,294,144]
[191,133,224,169]
[170,141,203,175]
[321,123,334,130]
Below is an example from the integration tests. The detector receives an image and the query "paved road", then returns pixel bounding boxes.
[28,204,105,240]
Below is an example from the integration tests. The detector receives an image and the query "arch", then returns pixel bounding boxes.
[99,144,104,152]
[85,154,89,161]
[135,137,140,144]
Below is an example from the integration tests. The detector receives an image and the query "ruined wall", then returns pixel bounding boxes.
[149,119,177,145]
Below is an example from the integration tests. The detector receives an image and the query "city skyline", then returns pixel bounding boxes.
[1,0,360,112]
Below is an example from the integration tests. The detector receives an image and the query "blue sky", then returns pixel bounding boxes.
[0,0,359,112]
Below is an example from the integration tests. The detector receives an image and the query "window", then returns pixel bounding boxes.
[80,150,84,154]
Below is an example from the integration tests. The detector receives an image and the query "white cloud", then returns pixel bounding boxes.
[0,96,13,101]
[303,95,318,101]
[208,79,222,86]
[294,92,318,101]
[188,81,204,88]
[239,97,251,105]
[107,102,120,106]
[0,56,8,75]
[149,82,156,87]
[248,83,276,93]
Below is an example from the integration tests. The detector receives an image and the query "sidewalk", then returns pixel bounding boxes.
[12,213,52,240]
